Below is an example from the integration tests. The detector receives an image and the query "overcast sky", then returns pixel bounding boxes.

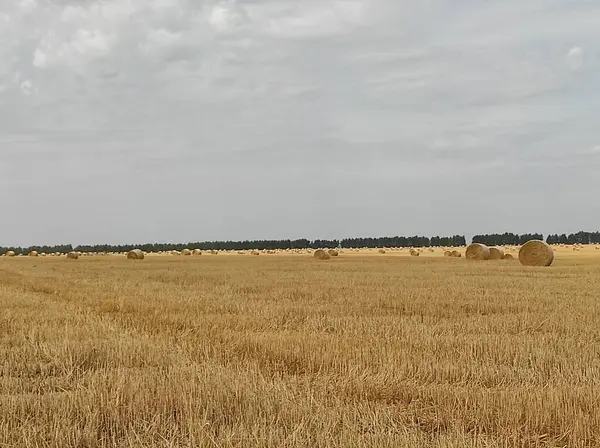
[1,0,599,246]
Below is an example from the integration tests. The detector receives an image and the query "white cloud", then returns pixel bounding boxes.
[567,46,584,70]
[18,0,36,13]
[254,1,368,39]
[208,1,249,33]
[20,80,33,95]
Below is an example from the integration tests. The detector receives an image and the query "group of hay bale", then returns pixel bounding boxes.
[444,250,462,258]
[313,249,340,260]
[465,240,553,266]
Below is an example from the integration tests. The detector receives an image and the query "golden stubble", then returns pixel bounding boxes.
[1,247,600,447]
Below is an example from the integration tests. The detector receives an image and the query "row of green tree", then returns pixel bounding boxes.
[3,231,600,256]
[546,231,600,245]
[340,235,466,248]
[472,233,544,246]
[0,234,466,255]
[474,231,600,246]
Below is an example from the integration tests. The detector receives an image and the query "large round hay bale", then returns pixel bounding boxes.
[328,249,339,257]
[210,250,218,255]
[465,243,490,260]
[410,249,419,257]
[251,250,260,256]
[29,251,39,257]
[181,249,192,256]
[451,250,462,258]
[518,240,554,267]
[66,251,79,260]
[127,249,145,260]
[378,249,386,254]
[503,253,514,260]
[192,249,202,255]
[489,247,504,260]
[313,249,331,260]
[444,250,452,257]
[6,251,15,257]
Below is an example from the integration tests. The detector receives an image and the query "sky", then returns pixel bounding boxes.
[1,0,599,246]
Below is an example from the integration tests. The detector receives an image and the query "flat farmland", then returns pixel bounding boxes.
[1,249,600,447]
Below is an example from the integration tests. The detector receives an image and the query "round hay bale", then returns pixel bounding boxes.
[465,243,490,260]
[29,251,39,257]
[489,247,504,260]
[503,253,514,260]
[410,249,419,257]
[127,249,145,260]
[328,249,339,257]
[313,249,331,260]
[210,250,218,255]
[519,240,554,267]
[378,249,386,254]
[181,249,192,256]
[6,251,15,257]
[192,249,202,255]
[444,250,452,257]
[66,251,79,260]
[251,250,260,256]
[451,250,462,258]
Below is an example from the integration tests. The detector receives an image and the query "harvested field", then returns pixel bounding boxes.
[1,247,600,446]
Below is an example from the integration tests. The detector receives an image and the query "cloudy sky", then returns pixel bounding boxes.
[1,0,599,246]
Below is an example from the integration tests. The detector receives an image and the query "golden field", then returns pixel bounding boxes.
[1,246,600,447]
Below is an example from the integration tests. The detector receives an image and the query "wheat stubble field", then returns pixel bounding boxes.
[1,248,600,447]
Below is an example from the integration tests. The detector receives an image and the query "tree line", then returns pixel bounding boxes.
[546,231,600,245]
[0,234,466,255]
[2,231,600,256]
[471,233,544,246]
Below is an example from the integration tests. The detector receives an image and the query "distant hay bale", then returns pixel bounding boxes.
[313,249,331,260]
[127,249,145,260]
[181,249,192,256]
[210,250,218,255]
[428,248,435,252]
[29,251,39,257]
[192,249,202,255]
[465,243,490,260]
[6,251,15,257]
[328,249,339,257]
[251,250,260,256]
[444,250,452,257]
[378,249,386,254]
[489,247,505,260]
[519,240,554,267]
[451,250,462,258]
[67,251,79,260]
[410,250,420,257]
[503,253,514,260]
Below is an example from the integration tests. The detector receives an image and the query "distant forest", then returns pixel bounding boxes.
[1,231,598,256]
[0,235,466,255]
